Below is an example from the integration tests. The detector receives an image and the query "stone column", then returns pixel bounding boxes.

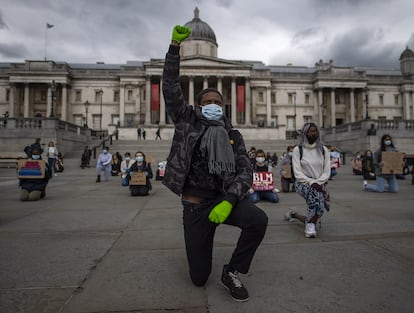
[8,83,15,118]
[135,84,141,123]
[159,78,166,125]
[46,84,51,118]
[119,84,125,126]
[145,76,151,125]
[231,77,237,126]
[252,88,257,125]
[217,76,223,95]
[245,78,251,126]
[189,76,194,106]
[317,89,323,127]
[330,88,336,127]
[61,84,68,121]
[404,91,410,120]
[266,87,272,127]
[24,84,30,118]
[203,76,208,89]
[350,88,355,123]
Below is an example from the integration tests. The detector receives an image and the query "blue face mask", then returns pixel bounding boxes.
[384,140,392,146]
[201,103,223,121]
[288,152,293,157]
[136,156,144,162]
[125,157,131,161]
[103,150,108,154]
[32,155,40,160]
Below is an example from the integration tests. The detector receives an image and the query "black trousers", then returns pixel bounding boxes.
[182,198,268,286]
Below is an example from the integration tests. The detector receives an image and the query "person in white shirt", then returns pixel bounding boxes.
[46,141,58,177]
[284,123,331,238]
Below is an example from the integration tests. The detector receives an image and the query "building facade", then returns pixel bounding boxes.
[1,7,414,139]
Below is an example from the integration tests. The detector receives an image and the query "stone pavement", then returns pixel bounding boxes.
[0,155,413,313]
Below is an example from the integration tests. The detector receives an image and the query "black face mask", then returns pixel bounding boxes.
[307,135,318,144]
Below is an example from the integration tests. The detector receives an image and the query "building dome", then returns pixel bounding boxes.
[184,7,217,46]
[399,46,414,60]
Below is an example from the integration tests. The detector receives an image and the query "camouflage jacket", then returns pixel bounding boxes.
[161,44,252,206]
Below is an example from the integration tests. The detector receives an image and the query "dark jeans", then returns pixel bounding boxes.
[182,198,268,286]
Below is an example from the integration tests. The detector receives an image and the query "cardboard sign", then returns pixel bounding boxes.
[381,151,404,175]
[252,171,274,191]
[282,164,292,179]
[130,171,146,185]
[17,159,45,179]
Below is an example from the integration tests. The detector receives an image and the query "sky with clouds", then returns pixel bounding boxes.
[0,0,413,69]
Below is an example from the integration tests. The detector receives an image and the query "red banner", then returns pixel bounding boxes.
[237,85,245,112]
[252,171,274,191]
[151,84,159,111]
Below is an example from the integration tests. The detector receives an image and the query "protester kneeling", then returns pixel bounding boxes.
[129,151,153,196]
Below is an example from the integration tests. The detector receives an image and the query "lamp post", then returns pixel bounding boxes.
[99,89,103,133]
[292,92,297,137]
[84,100,89,127]
[364,87,369,120]
[50,80,56,117]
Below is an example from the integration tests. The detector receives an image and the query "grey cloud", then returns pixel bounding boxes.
[328,27,401,67]
[0,43,29,58]
[0,10,9,29]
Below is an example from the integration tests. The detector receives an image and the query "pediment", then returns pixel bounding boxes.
[180,56,249,69]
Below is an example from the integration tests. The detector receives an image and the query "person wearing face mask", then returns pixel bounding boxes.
[280,146,296,192]
[18,148,52,201]
[284,123,331,238]
[96,147,112,182]
[161,25,268,302]
[128,151,153,196]
[363,134,400,193]
[120,152,134,186]
[362,149,376,180]
[248,149,279,203]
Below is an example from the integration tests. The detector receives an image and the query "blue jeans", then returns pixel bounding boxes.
[248,190,279,203]
[365,175,398,193]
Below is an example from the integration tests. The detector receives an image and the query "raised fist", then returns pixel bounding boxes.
[172,25,191,43]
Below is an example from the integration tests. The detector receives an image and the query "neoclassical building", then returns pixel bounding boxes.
[1,7,414,139]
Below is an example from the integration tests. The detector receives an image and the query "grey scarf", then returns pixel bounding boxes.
[196,109,236,175]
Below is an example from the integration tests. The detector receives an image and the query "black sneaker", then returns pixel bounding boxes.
[221,265,249,302]
[96,175,101,183]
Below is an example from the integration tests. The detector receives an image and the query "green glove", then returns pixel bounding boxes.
[172,25,191,43]
[208,200,233,224]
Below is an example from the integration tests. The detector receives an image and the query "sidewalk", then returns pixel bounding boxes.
[0,156,413,313]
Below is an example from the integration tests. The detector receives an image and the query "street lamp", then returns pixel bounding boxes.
[99,89,103,133]
[84,100,89,127]
[364,87,369,120]
[50,80,56,117]
[292,92,297,137]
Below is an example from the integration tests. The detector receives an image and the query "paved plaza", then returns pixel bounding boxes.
[0,151,413,313]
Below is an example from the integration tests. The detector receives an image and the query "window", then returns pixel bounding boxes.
[113,90,120,102]
[75,90,82,102]
[6,89,10,102]
[394,95,399,105]
[379,94,384,105]
[41,90,47,101]
[112,115,120,125]
[127,90,133,101]
[303,115,312,124]
[271,116,278,127]
[287,116,295,130]
[73,115,83,126]
[271,92,276,104]
[378,116,386,121]
[288,94,292,105]
[95,91,101,102]
[305,94,310,105]
[258,91,264,102]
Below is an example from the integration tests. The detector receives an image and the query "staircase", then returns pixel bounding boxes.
[74,138,299,167]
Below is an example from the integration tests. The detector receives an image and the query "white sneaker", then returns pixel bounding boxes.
[305,222,317,238]
[284,210,296,222]
[363,180,368,188]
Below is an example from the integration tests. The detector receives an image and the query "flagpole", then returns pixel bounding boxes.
[44,24,48,60]
[45,23,54,61]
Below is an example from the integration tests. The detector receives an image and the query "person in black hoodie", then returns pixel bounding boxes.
[129,151,152,196]
[161,25,268,303]
[19,147,52,201]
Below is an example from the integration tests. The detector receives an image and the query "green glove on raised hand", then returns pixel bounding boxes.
[172,25,191,43]
[208,200,233,224]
